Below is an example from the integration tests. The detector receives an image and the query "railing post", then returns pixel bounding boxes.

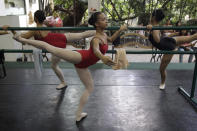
[190,54,197,98]
[0,50,6,78]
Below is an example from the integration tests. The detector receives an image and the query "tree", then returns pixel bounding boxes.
[101,0,197,26]
[47,0,197,26]
[53,0,88,26]
[38,0,88,26]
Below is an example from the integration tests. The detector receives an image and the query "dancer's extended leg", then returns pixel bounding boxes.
[174,33,197,46]
[15,37,82,64]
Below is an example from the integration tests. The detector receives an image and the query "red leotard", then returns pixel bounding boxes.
[35,32,67,48]
[75,39,108,68]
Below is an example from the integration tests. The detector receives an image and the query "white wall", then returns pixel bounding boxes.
[0,0,25,16]
[0,0,39,16]
[0,15,26,61]
[88,0,101,27]
[0,0,39,61]
[0,0,6,16]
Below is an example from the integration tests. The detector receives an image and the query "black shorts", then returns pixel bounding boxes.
[159,37,176,51]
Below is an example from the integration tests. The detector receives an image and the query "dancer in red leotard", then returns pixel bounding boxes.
[75,37,108,68]
[35,32,67,48]
[16,10,95,90]
[13,11,127,123]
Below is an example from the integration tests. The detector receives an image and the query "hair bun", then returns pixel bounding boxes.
[34,10,46,23]
[88,12,102,28]
[88,14,94,25]
[152,9,165,22]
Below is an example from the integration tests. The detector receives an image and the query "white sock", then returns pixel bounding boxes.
[159,83,165,90]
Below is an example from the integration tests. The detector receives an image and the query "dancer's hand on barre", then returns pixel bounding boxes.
[101,56,116,66]
[2,25,9,31]
[119,25,127,31]
[2,25,17,35]
[146,24,153,30]
[0,25,9,35]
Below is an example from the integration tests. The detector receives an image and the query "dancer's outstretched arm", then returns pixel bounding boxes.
[4,25,35,39]
[65,30,96,43]
[92,38,116,66]
[20,31,35,39]
[107,25,127,42]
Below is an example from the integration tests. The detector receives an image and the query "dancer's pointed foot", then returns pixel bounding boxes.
[159,83,165,90]
[56,82,67,90]
[76,112,87,123]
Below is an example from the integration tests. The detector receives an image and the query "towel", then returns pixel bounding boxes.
[112,48,129,70]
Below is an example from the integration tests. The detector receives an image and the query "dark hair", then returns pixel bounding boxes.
[180,30,188,36]
[88,12,102,28]
[175,21,182,35]
[175,21,181,26]
[152,9,165,22]
[34,10,46,23]
[178,23,188,36]
[191,30,197,35]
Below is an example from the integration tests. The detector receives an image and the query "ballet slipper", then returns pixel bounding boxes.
[13,32,20,40]
[56,82,67,90]
[159,83,165,90]
[76,112,88,123]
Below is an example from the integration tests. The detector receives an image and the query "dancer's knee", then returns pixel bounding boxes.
[159,66,166,74]
[86,85,94,93]
[162,58,171,64]
[51,63,58,69]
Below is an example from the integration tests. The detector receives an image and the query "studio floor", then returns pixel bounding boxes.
[0,63,197,131]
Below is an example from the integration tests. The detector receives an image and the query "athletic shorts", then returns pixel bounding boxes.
[159,37,176,51]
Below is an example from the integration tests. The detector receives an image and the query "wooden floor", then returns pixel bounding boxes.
[0,66,197,131]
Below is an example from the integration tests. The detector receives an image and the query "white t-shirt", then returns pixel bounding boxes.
[138,30,145,36]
